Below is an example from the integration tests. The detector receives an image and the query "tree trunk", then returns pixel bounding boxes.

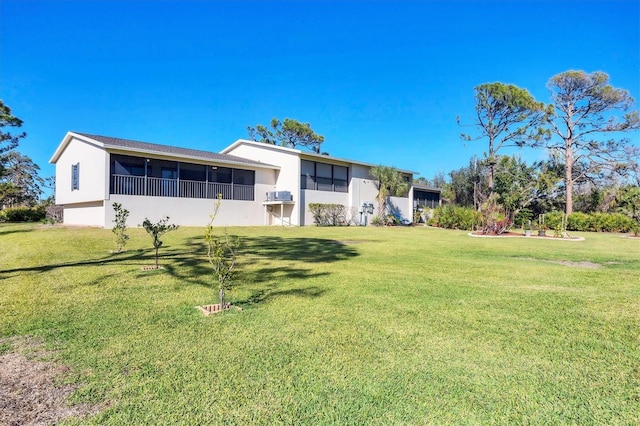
[565,139,574,216]
[155,247,159,268]
[219,288,225,309]
[487,162,494,195]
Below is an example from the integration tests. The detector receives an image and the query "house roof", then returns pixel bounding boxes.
[221,139,418,175]
[412,183,442,193]
[49,132,280,169]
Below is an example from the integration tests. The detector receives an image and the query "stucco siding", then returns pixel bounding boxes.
[299,190,350,225]
[63,201,106,227]
[107,195,266,228]
[224,142,302,225]
[55,137,108,205]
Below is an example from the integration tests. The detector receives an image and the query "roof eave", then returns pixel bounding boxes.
[104,144,280,170]
[49,131,107,163]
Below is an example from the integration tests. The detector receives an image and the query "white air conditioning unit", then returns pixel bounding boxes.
[266,191,293,201]
[276,191,292,201]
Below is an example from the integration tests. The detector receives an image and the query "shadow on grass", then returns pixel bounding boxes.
[2,234,357,305]
[0,225,35,236]
[240,284,326,307]
[158,235,356,286]
[0,249,151,279]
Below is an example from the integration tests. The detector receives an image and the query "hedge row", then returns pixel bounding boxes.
[428,206,638,233]
[0,206,46,222]
[544,211,638,233]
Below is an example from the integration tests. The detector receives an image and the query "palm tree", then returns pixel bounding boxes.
[369,165,409,219]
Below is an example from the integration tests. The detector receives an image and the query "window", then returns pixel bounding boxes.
[71,163,79,190]
[300,160,349,193]
[333,166,348,193]
[316,163,333,191]
[301,160,315,190]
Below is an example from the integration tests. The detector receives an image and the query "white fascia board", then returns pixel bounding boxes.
[49,131,106,164]
[220,139,302,155]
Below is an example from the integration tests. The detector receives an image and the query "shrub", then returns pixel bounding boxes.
[370,215,384,226]
[542,211,637,233]
[0,206,45,222]
[566,212,591,231]
[308,203,347,226]
[429,205,480,231]
[45,205,63,224]
[514,208,533,228]
[590,212,635,232]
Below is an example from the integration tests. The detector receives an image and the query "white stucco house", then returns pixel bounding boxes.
[49,131,440,228]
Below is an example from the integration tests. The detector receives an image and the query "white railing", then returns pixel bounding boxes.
[111,175,254,201]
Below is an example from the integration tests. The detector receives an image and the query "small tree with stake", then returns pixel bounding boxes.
[112,202,130,253]
[141,217,178,269]
[205,196,239,309]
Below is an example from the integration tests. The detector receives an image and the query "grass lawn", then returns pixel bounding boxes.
[1,223,639,424]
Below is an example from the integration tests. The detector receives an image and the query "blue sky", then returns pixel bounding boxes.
[1,0,638,190]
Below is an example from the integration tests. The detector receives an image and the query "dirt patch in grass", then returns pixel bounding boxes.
[0,336,103,425]
[519,257,602,268]
[337,239,370,245]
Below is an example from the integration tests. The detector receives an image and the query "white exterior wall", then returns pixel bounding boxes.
[223,143,302,225]
[63,201,106,227]
[106,195,266,228]
[389,195,413,221]
[55,137,108,205]
[299,190,350,225]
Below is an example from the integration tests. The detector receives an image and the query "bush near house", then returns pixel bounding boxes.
[0,206,45,222]
[308,203,347,226]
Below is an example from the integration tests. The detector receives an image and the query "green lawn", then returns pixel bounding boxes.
[1,223,639,424]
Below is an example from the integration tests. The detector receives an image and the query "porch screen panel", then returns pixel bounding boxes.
[147,159,177,197]
[232,169,255,201]
[110,154,145,195]
[179,163,207,198]
[210,167,232,183]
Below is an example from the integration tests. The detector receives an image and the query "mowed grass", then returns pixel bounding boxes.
[1,223,639,424]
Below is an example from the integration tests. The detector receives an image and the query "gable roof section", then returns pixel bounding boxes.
[222,139,417,175]
[50,132,279,169]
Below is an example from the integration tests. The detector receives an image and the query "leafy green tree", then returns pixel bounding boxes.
[493,156,539,220]
[458,82,548,191]
[112,203,130,253]
[141,217,178,268]
[369,165,409,218]
[247,118,325,153]
[0,151,44,208]
[545,70,640,215]
[448,156,487,209]
[0,100,26,159]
